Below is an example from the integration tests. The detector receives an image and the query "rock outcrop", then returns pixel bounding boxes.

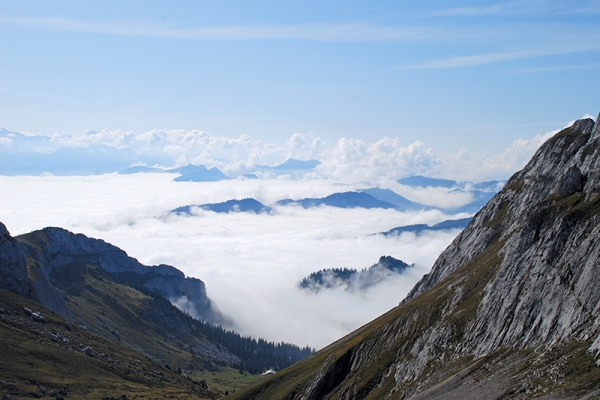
[233,114,600,399]
[15,226,224,324]
[0,223,29,296]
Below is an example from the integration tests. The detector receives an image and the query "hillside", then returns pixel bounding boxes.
[0,288,217,399]
[231,115,600,399]
[0,223,313,392]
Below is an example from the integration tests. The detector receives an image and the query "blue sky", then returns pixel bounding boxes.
[1,0,599,154]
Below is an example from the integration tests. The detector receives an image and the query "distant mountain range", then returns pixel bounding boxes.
[0,129,172,175]
[277,192,399,210]
[0,132,321,180]
[397,175,503,191]
[119,164,231,182]
[267,158,321,172]
[173,164,230,182]
[357,188,429,211]
[173,198,272,215]
[169,186,499,216]
[299,256,412,292]
[376,217,472,236]
[274,187,499,214]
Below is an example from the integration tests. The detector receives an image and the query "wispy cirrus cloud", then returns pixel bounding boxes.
[401,40,600,69]
[434,1,600,17]
[516,64,600,73]
[0,16,435,42]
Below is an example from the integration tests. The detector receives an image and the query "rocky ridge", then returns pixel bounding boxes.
[0,224,29,296]
[232,114,600,399]
[14,226,224,324]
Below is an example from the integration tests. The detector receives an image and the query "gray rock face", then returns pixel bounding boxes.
[0,222,29,296]
[390,116,600,376]
[25,227,147,275]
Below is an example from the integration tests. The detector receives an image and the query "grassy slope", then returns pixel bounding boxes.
[15,229,266,396]
[0,289,217,400]
[190,368,265,395]
[17,227,232,371]
[47,261,209,371]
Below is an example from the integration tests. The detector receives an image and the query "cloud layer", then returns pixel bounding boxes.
[2,123,563,183]
[0,174,466,349]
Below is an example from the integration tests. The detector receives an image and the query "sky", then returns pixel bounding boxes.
[1,0,599,156]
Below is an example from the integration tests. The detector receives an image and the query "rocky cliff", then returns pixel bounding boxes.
[14,226,223,324]
[0,223,29,296]
[233,114,600,399]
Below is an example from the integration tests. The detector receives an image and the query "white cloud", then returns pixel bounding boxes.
[5,120,563,183]
[449,131,558,181]
[402,43,600,70]
[0,16,434,43]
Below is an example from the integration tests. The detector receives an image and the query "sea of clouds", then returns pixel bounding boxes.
[1,174,469,349]
[0,121,574,349]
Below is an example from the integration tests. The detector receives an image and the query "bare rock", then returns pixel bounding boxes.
[0,222,29,296]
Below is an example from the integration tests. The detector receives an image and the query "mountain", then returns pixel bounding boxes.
[397,175,458,188]
[0,223,313,386]
[277,192,399,210]
[271,159,321,171]
[377,217,472,236]
[174,198,272,215]
[395,176,504,214]
[299,256,412,292]
[173,164,230,182]
[118,165,165,174]
[397,176,504,191]
[357,188,426,211]
[231,115,600,399]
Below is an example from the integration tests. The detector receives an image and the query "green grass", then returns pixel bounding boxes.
[46,262,210,371]
[189,367,264,396]
[0,289,218,399]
